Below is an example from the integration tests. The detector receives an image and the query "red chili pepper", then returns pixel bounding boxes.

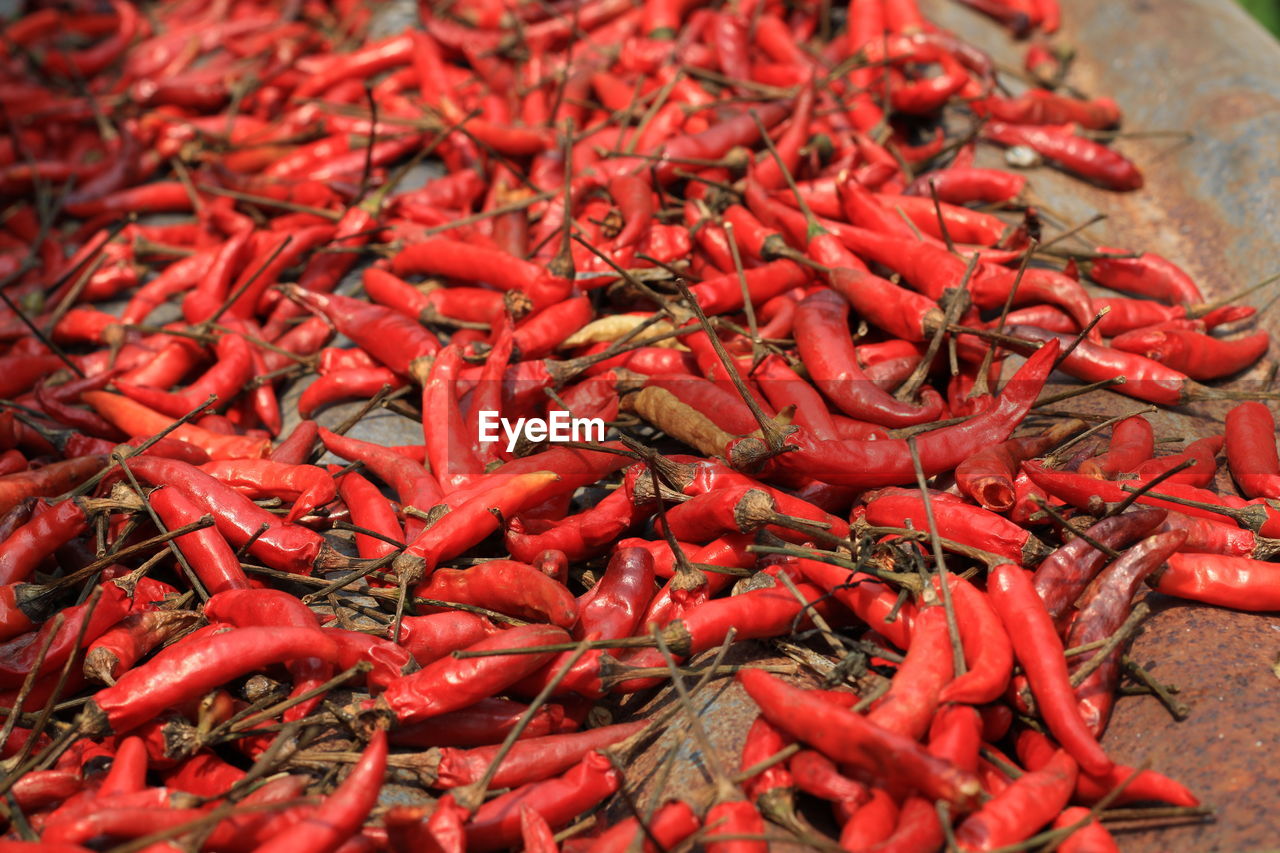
[0,499,87,586]
[983,121,1142,191]
[415,560,577,628]
[987,563,1113,776]
[794,289,945,427]
[1111,327,1269,381]
[0,456,105,515]
[1069,530,1186,733]
[975,91,1120,129]
[865,488,1049,565]
[84,609,201,685]
[1079,414,1154,479]
[738,669,983,808]
[283,287,440,377]
[149,486,249,595]
[391,238,572,309]
[955,748,1078,850]
[464,752,621,852]
[0,582,130,689]
[774,338,1057,487]
[865,605,954,739]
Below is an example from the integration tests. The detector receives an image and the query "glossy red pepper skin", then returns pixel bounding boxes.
[149,487,249,595]
[1151,552,1280,611]
[1226,402,1280,498]
[775,339,1057,487]
[956,749,1079,850]
[1111,327,1269,380]
[984,121,1143,190]
[794,289,945,427]
[415,560,577,628]
[738,669,983,808]
[1085,247,1204,304]
[1079,414,1154,479]
[988,563,1113,777]
[377,624,569,725]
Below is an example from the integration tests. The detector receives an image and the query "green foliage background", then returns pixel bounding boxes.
[1239,0,1280,34]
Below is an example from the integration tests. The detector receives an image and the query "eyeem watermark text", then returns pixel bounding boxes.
[477,411,606,453]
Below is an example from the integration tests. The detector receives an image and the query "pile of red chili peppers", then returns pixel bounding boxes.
[0,0,1272,849]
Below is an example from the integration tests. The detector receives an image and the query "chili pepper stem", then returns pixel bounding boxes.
[907,436,967,676]
[1032,376,1127,408]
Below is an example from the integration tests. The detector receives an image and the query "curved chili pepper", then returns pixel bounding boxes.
[435,721,644,790]
[865,488,1050,565]
[0,499,87,586]
[1083,247,1204,304]
[506,486,649,563]
[297,367,405,420]
[866,605,954,739]
[415,560,577,628]
[1134,435,1222,488]
[988,563,1113,776]
[252,730,387,853]
[773,338,1057,487]
[283,286,440,377]
[1111,327,1269,381]
[794,289,944,427]
[1079,414,1153,479]
[149,486,248,595]
[0,456,105,515]
[81,626,345,736]
[738,669,983,808]
[83,392,269,460]
[1069,530,1186,733]
[955,748,1078,850]
[983,121,1142,191]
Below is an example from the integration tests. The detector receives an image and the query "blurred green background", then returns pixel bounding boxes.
[1239,0,1280,34]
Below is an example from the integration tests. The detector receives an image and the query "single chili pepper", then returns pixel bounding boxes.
[1081,247,1204,303]
[391,698,571,749]
[794,289,945,427]
[1148,552,1280,611]
[771,338,1057,487]
[982,121,1142,191]
[297,367,406,420]
[335,470,403,560]
[463,752,621,852]
[1050,807,1121,853]
[415,560,577,628]
[838,787,899,850]
[149,486,248,595]
[83,609,202,685]
[391,238,572,309]
[506,487,649,564]
[393,611,495,669]
[1225,401,1280,498]
[1133,435,1223,488]
[792,556,916,650]
[1111,327,1269,381]
[424,344,484,490]
[0,456,105,515]
[974,91,1120,129]
[80,626,345,736]
[83,392,269,460]
[738,669,983,808]
[877,193,1013,247]
[955,748,1078,851]
[0,498,88,586]
[1079,414,1154,479]
[371,624,569,726]
[936,576,1014,706]
[396,471,560,579]
[252,729,387,853]
[1069,530,1186,733]
[702,798,767,853]
[575,546,655,643]
[1002,324,1207,406]
[740,712,796,823]
[865,605,954,739]
[435,721,645,790]
[283,286,440,377]
[905,167,1026,204]
[864,488,1050,565]
[197,459,336,523]
[790,748,867,806]
[584,799,700,853]
[928,704,984,776]
[987,562,1113,776]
